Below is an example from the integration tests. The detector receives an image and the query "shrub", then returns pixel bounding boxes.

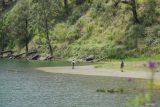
[96,88,106,93]
[75,0,85,5]
[124,24,145,49]
[142,0,156,26]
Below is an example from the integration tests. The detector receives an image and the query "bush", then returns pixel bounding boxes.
[124,24,145,49]
[142,0,156,26]
[96,88,106,93]
[75,0,85,5]
[102,44,127,59]
[144,25,160,48]
[68,10,82,24]
[68,2,90,24]
[66,26,80,43]
[50,23,68,42]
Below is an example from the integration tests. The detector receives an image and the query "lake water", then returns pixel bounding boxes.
[0,59,160,107]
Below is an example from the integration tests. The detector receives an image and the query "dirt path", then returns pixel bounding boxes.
[36,66,160,80]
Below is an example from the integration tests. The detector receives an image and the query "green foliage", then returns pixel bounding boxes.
[103,45,126,59]
[68,1,90,24]
[52,23,68,42]
[96,88,106,93]
[143,0,156,26]
[91,0,108,16]
[75,0,85,5]
[68,10,81,24]
[125,24,145,49]
[0,0,160,59]
[7,0,32,49]
[144,25,160,46]
[93,0,107,12]
[126,93,152,107]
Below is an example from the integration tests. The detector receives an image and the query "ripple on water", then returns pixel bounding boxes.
[0,62,160,107]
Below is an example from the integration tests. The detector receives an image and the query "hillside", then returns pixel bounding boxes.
[0,0,160,60]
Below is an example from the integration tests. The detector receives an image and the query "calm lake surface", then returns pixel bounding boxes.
[0,59,160,107]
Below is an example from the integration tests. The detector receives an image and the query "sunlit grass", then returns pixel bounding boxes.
[95,55,160,71]
[154,80,160,89]
[95,61,149,71]
[125,54,160,61]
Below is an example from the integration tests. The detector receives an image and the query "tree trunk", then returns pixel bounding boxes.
[25,42,28,56]
[45,16,53,57]
[131,0,140,23]
[0,34,4,56]
[2,0,5,10]
[41,0,53,57]
[64,0,67,9]
[0,18,4,56]
[64,0,68,15]
[25,18,29,56]
[121,0,140,23]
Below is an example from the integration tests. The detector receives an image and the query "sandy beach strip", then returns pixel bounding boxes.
[36,66,160,80]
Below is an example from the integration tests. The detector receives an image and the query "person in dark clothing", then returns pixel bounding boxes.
[121,60,124,72]
[72,59,75,69]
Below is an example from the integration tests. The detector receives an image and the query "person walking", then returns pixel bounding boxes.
[72,59,75,69]
[121,60,124,72]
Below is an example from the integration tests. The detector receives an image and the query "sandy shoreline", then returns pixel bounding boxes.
[36,66,160,80]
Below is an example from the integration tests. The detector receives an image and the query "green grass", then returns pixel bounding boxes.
[95,61,148,71]
[95,55,160,71]
[125,55,160,61]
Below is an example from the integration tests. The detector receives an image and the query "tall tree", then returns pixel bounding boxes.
[0,17,11,56]
[38,0,53,56]
[64,0,68,15]
[8,0,32,55]
[122,0,140,49]
[34,0,62,56]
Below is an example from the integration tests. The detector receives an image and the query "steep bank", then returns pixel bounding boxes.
[0,0,160,60]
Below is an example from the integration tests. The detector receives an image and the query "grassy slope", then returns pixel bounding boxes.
[38,0,160,59]
[48,1,131,58]
[3,0,160,60]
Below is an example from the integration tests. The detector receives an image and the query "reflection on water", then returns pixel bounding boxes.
[0,59,160,107]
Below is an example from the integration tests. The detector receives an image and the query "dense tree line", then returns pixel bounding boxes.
[0,0,159,58]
